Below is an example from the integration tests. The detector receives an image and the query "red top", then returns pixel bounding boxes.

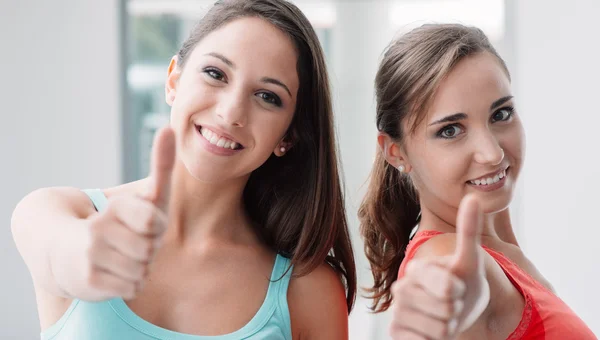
[398,230,597,340]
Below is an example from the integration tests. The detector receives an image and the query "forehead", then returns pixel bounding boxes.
[427,52,512,120]
[187,17,299,85]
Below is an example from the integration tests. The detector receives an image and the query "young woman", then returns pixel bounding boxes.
[11,1,356,339]
[360,24,596,339]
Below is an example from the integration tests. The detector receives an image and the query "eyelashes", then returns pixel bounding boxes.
[435,106,515,140]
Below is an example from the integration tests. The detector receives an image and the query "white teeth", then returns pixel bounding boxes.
[469,169,507,186]
[202,128,211,139]
[199,126,238,150]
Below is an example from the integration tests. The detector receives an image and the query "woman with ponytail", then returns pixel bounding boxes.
[359,24,596,339]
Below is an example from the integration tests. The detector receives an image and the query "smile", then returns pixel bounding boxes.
[196,125,243,150]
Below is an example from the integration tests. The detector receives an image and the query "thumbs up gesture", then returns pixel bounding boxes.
[389,195,490,339]
[65,127,176,301]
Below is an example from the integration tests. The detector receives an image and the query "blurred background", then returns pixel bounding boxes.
[1,0,599,338]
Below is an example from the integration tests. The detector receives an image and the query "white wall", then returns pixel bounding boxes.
[0,0,122,338]
[512,0,600,335]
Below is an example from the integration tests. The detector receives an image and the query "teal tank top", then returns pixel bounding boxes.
[41,189,293,340]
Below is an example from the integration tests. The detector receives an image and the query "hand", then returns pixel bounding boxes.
[389,194,490,340]
[65,127,176,301]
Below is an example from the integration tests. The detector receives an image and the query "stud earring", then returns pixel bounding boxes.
[398,165,405,173]
[280,147,286,153]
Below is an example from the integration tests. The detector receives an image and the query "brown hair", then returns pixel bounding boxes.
[359,23,509,312]
[176,0,356,311]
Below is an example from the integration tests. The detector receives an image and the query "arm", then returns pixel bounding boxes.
[12,127,176,330]
[11,187,96,297]
[406,234,522,339]
[389,196,524,340]
[288,263,349,340]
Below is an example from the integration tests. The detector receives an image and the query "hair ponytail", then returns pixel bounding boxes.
[359,152,420,312]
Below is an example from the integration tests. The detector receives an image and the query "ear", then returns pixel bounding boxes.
[377,132,412,173]
[274,127,298,157]
[165,56,182,106]
[274,137,294,157]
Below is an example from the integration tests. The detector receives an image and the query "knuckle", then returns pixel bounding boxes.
[134,262,147,279]
[428,319,451,339]
[127,282,138,299]
[141,239,154,258]
[142,208,156,233]
[440,300,454,319]
[442,278,455,297]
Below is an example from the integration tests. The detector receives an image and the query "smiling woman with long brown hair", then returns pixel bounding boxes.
[11,1,356,339]
[360,23,595,339]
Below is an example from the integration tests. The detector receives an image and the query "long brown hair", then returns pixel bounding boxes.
[176,0,356,311]
[359,23,509,312]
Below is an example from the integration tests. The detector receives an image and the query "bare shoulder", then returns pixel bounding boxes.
[13,186,96,222]
[18,180,145,218]
[288,262,348,340]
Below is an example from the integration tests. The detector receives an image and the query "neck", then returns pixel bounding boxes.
[161,160,259,250]
[419,200,519,246]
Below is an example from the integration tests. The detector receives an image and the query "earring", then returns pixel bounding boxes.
[397,165,405,173]
[280,147,286,153]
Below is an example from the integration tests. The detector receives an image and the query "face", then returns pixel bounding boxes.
[165,17,299,182]
[383,52,525,214]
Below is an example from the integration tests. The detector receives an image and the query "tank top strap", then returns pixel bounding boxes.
[82,188,109,212]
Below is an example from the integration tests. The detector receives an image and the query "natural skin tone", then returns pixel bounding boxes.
[12,17,347,339]
[380,52,553,339]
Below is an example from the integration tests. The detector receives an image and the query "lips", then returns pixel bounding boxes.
[196,125,244,150]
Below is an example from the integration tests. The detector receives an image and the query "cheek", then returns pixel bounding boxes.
[424,146,472,183]
[502,123,526,162]
[253,110,294,148]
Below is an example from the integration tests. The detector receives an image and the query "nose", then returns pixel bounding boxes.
[215,89,248,127]
[473,131,504,166]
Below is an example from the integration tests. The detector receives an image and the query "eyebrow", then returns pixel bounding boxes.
[261,77,292,98]
[490,95,513,110]
[428,95,515,126]
[429,113,467,126]
[205,52,235,68]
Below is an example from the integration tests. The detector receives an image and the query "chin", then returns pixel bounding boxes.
[477,190,514,214]
[180,154,228,183]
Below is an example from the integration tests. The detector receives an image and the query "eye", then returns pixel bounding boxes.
[256,92,282,107]
[437,124,464,139]
[492,107,514,122]
[203,67,226,82]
